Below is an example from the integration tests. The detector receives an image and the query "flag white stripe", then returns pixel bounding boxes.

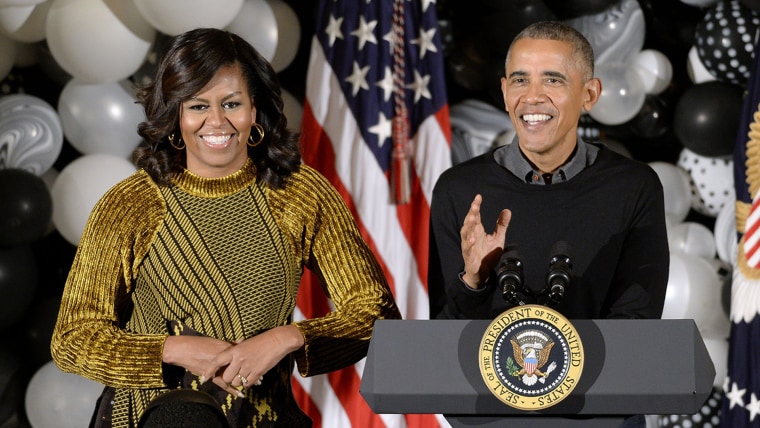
[306,38,428,320]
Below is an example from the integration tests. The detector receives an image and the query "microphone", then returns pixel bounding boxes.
[545,241,572,307]
[497,244,525,306]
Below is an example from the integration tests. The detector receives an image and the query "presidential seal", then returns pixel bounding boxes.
[478,305,583,410]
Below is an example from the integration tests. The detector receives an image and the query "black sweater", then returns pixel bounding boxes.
[428,144,669,320]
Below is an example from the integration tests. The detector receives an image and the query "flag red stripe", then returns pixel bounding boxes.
[291,375,323,428]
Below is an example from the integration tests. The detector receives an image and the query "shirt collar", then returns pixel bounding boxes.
[493,136,599,185]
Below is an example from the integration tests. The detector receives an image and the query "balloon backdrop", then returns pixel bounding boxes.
[51,154,137,246]
[25,360,104,428]
[0,168,52,247]
[0,93,63,176]
[46,0,156,83]
[0,245,37,330]
[133,0,244,36]
[57,79,145,158]
[694,0,760,86]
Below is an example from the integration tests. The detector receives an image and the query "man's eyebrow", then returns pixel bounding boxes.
[506,70,567,80]
[543,71,567,80]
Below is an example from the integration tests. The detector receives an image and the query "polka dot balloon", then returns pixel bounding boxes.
[676,148,735,218]
[694,0,760,86]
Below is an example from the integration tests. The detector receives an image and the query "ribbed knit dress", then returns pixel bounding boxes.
[51,159,401,427]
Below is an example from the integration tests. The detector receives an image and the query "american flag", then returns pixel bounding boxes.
[721,35,760,427]
[294,0,451,427]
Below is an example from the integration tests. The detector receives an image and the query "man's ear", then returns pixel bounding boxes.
[500,77,509,113]
[582,77,602,112]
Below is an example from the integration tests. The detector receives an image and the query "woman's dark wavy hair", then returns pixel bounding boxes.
[134,28,300,188]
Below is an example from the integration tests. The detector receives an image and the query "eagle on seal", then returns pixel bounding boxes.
[510,338,555,386]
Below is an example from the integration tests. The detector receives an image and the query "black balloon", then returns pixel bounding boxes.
[0,168,53,248]
[673,81,744,157]
[0,246,38,330]
[629,95,672,139]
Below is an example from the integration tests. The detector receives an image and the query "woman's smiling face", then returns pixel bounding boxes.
[180,63,256,178]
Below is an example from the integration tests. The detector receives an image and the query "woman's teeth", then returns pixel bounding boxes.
[202,135,232,145]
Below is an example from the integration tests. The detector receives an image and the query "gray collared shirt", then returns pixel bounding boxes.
[493,136,599,184]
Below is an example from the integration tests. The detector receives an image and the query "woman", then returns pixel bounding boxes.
[51,28,401,427]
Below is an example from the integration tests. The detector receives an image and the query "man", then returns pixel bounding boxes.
[428,21,669,321]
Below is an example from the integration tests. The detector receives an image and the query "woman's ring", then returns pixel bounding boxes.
[239,374,248,385]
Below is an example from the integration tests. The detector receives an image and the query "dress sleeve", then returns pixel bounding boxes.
[50,172,170,388]
[274,166,402,377]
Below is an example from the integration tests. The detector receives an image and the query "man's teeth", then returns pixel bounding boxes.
[202,135,232,145]
[522,114,551,122]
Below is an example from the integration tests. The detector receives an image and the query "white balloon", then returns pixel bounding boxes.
[25,361,104,428]
[0,0,47,43]
[51,154,136,246]
[0,4,34,33]
[225,0,277,62]
[667,221,717,259]
[268,0,300,72]
[46,0,155,83]
[589,62,646,125]
[58,79,145,158]
[134,0,243,36]
[687,45,716,84]
[632,49,673,95]
[701,334,728,389]
[648,161,692,224]
[713,202,737,265]
[662,251,726,333]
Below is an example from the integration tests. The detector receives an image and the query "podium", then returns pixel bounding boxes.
[360,319,715,427]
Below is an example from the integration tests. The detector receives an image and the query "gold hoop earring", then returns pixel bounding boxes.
[168,133,185,150]
[248,123,265,147]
